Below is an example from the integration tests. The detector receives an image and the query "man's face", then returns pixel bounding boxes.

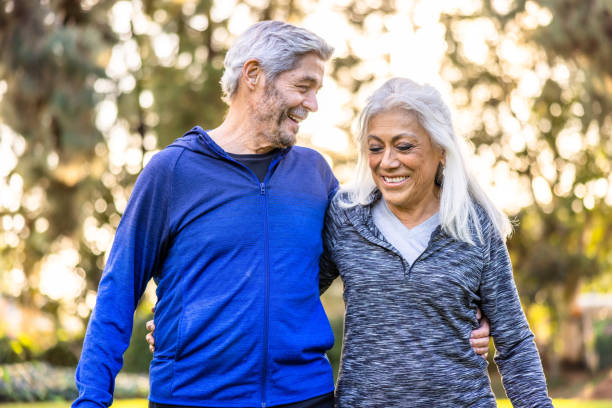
[251,53,325,148]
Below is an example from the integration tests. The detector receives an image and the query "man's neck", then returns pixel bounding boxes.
[208,108,276,155]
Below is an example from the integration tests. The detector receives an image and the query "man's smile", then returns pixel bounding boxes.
[287,107,307,123]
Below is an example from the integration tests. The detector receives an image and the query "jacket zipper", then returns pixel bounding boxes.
[261,181,269,408]
[259,156,283,408]
[215,149,283,408]
[407,250,426,279]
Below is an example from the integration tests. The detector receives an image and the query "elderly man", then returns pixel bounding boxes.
[73,21,489,408]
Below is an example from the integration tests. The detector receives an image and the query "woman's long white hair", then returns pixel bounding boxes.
[341,78,512,244]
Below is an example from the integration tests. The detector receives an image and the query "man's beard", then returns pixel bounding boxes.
[252,82,297,149]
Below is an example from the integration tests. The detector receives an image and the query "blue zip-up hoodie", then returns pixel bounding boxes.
[73,127,338,408]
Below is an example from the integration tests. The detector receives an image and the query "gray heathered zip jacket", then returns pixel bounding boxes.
[320,192,553,407]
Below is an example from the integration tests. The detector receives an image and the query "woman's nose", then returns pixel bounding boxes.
[380,148,399,168]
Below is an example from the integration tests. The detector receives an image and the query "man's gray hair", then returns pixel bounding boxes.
[341,77,512,244]
[220,20,334,103]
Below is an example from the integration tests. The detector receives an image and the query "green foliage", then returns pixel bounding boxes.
[0,338,33,365]
[0,362,77,402]
[38,342,79,368]
[594,319,612,368]
[0,334,83,367]
[0,362,148,403]
[121,311,153,373]
[533,0,612,79]
[326,316,344,381]
[0,0,119,334]
[441,0,612,372]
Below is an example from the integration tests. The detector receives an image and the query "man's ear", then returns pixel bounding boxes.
[242,59,263,91]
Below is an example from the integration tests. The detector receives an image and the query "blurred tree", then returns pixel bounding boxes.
[441,0,612,375]
[0,0,397,370]
[0,0,117,343]
[5,0,609,380]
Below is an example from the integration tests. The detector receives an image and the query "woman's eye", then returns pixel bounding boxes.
[397,144,414,151]
[368,146,383,153]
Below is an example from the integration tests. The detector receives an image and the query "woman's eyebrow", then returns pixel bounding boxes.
[367,133,418,141]
[392,132,417,141]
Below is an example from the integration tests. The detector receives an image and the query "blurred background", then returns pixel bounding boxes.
[1,0,611,405]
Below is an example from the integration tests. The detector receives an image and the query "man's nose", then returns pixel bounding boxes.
[303,91,318,112]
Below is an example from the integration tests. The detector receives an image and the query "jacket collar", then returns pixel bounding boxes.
[343,190,449,261]
[200,130,292,161]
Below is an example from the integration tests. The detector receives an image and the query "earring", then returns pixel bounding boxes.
[435,162,444,187]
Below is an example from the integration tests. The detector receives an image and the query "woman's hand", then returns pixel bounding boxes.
[470,307,490,359]
[145,307,155,353]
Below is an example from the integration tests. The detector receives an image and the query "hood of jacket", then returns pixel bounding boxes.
[169,126,291,161]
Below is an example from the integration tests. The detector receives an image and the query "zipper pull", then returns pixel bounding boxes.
[260,183,265,195]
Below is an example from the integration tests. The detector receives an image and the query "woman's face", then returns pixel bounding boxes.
[366,108,444,216]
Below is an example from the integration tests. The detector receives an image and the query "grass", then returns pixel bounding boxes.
[1,399,612,407]
[498,400,612,407]
[0,401,145,408]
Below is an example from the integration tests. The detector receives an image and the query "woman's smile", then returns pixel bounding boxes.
[380,175,409,186]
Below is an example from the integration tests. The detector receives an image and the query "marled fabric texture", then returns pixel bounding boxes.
[320,192,552,408]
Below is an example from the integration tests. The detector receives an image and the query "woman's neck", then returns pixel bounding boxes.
[385,196,440,229]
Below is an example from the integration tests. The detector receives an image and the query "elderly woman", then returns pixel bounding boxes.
[319,77,552,407]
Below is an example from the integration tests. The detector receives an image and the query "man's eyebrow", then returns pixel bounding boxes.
[297,76,323,89]
[298,76,318,83]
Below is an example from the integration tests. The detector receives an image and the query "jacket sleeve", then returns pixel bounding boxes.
[72,151,175,407]
[479,224,553,407]
[319,193,342,294]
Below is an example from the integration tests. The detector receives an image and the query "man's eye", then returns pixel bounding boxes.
[297,85,309,92]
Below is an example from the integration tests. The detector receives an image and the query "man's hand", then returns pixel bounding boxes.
[470,307,490,359]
